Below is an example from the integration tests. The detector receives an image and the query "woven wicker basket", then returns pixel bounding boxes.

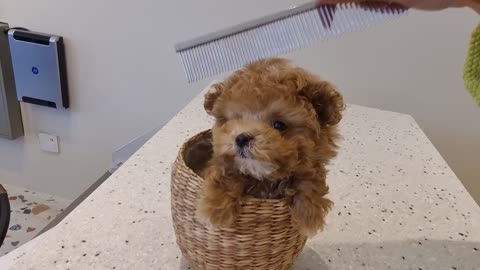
[171,130,307,270]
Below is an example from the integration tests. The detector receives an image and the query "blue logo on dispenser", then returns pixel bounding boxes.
[31,66,39,75]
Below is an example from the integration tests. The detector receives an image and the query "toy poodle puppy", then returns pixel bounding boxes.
[197,58,344,236]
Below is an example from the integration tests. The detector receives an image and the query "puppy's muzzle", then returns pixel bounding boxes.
[235,133,253,148]
[235,133,253,158]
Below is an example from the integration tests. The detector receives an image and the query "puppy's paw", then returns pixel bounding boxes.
[291,197,333,237]
[196,196,238,228]
[297,222,322,238]
[292,212,324,237]
[195,206,213,228]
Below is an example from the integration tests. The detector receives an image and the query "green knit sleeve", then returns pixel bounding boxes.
[464,22,480,106]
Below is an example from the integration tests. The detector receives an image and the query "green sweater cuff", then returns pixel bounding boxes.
[464,22,480,106]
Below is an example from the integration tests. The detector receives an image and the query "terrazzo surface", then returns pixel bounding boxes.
[0,184,71,256]
[1,84,479,269]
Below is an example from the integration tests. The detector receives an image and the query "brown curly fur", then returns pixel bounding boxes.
[197,58,345,236]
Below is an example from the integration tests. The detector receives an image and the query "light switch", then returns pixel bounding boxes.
[39,133,59,153]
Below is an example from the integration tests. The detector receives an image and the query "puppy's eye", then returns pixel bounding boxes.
[272,120,287,131]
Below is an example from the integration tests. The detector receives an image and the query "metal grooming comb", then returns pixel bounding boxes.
[175,1,408,82]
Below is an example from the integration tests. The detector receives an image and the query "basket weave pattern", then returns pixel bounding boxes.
[171,130,307,270]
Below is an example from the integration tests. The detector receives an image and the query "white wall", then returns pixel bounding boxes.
[0,1,479,202]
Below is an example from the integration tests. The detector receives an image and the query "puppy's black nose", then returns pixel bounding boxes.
[235,134,253,148]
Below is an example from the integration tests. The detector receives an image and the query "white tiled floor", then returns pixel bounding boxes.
[0,184,72,256]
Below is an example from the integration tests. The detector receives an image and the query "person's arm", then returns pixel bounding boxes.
[463,16,480,106]
[468,0,480,13]
[454,0,480,13]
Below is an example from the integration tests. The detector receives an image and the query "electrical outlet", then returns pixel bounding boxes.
[39,133,59,153]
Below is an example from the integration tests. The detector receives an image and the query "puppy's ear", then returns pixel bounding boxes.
[204,81,224,115]
[299,80,345,126]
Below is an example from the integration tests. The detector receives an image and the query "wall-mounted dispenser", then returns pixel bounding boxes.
[8,29,69,109]
[0,22,23,140]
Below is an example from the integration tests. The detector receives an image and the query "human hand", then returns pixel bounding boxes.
[316,0,479,30]
[320,0,480,12]
[315,1,409,29]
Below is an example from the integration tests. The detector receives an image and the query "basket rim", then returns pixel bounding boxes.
[177,129,292,204]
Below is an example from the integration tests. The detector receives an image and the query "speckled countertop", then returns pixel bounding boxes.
[1,84,480,270]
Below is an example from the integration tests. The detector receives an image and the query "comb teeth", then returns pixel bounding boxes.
[176,3,407,82]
